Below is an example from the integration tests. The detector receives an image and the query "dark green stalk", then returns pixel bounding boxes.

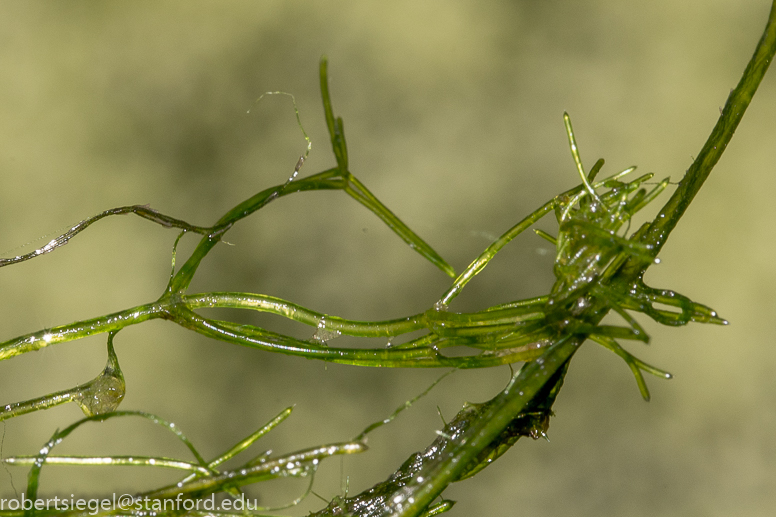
[626,1,776,269]
[376,337,581,516]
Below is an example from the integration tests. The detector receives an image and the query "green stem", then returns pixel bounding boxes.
[184,292,426,337]
[0,388,77,422]
[627,1,776,268]
[171,306,548,368]
[3,456,211,475]
[0,205,213,269]
[167,169,343,293]
[439,199,556,305]
[391,337,580,516]
[0,303,164,362]
[143,442,366,500]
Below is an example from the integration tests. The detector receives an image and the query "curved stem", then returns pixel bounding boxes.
[184,292,426,337]
[0,205,213,269]
[172,305,549,368]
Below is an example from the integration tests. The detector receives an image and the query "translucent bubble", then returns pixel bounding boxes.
[432,301,449,312]
[313,318,342,343]
[74,333,125,417]
[74,374,125,417]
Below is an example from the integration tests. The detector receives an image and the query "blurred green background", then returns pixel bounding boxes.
[1,1,774,515]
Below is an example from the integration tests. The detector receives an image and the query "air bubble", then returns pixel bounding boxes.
[313,318,342,343]
[74,333,125,417]
[432,301,449,312]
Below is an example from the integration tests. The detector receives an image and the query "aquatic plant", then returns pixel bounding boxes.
[1,3,774,515]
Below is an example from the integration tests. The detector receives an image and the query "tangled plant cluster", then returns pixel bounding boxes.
[1,5,774,512]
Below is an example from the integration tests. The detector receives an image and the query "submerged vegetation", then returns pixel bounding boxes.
[1,3,774,516]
